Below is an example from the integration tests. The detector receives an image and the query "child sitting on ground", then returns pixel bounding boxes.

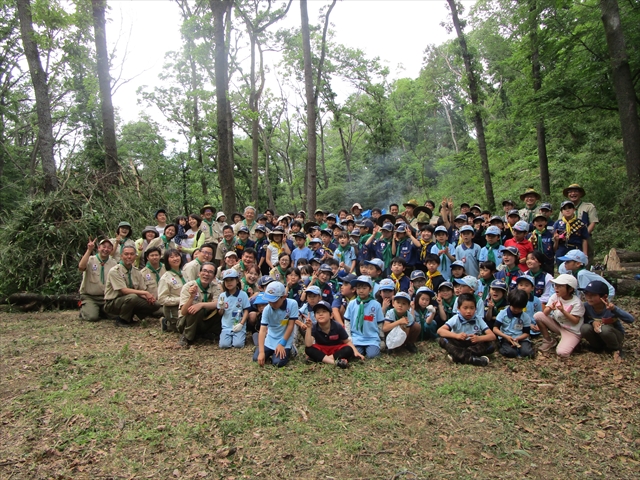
[495,246,522,290]
[217,270,251,349]
[382,292,421,354]
[534,274,584,357]
[493,289,534,358]
[424,254,446,291]
[436,282,456,326]
[484,279,508,330]
[304,301,364,368]
[437,293,496,366]
[478,261,497,301]
[580,280,634,362]
[413,287,439,339]
[344,275,385,359]
[558,250,615,298]
[450,260,466,281]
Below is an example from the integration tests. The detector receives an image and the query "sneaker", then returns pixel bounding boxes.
[115,317,132,327]
[470,356,489,367]
[539,338,557,352]
[336,358,349,369]
[404,343,418,354]
[161,317,167,332]
[178,335,191,349]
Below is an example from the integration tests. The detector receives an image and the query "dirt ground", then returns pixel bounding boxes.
[1,299,639,479]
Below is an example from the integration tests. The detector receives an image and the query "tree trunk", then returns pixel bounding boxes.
[249,33,259,206]
[92,0,120,183]
[529,0,550,195]
[319,119,328,189]
[446,0,494,210]
[210,0,236,214]
[300,0,316,213]
[600,0,640,183]
[187,42,207,197]
[16,0,58,194]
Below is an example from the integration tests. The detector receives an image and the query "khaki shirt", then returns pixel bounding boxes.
[79,255,117,296]
[215,240,236,261]
[104,263,147,300]
[147,237,177,256]
[234,220,259,241]
[557,201,599,225]
[140,264,166,299]
[179,279,221,316]
[158,270,186,306]
[182,259,202,283]
[110,238,136,262]
[200,220,226,244]
[519,207,538,224]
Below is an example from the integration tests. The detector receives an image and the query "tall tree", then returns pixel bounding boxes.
[300,0,315,213]
[446,0,494,210]
[91,0,120,182]
[210,0,236,213]
[600,0,640,182]
[16,0,58,194]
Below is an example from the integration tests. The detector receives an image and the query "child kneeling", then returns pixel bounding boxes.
[437,293,496,366]
[304,301,364,368]
[493,289,535,358]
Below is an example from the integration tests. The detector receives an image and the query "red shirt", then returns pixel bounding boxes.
[504,238,534,272]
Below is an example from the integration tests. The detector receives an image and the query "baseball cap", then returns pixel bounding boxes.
[381,222,394,231]
[490,215,504,224]
[304,285,322,296]
[309,238,322,244]
[454,214,468,222]
[560,200,575,210]
[516,274,535,287]
[364,258,385,271]
[318,264,333,273]
[255,224,267,233]
[350,229,361,237]
[502,246,520,257]
[263,282,286,302]
[551,274,578,290]
[485,226,501,236]
[225,251,238,258]
[378,279,396,291]
[513,221,530,232]
[222,269,239,280]
[237,226,250,234]
[459,225,474,233]
[540,203,552,211]
[352,275,373,288]
[312,301,332,313]
[558,250,588,265]
[293,232,306,239]
[451,260,466,269]
[579,280,609,295]
[434,226,448,234]
[415,286,436,297]
[341,274,357,284]
[455,275,478,291]
[410,270,426,280]
[507,209,521,218]
[98,238,114,246]
[252,293,268,305]
[395,224,407,233]
[257,275,274,287]
[490,279,508,291]
[438,281,454,291]
[393,292,412,302]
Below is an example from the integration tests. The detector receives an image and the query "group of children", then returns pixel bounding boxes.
[79,185,635,368]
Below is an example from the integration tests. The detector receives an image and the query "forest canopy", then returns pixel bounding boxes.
[0,0,639,296]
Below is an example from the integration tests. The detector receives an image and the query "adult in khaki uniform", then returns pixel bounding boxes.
[177,262,222,348]
[183,243,215,282]
[233,206,259,241]
[104,246,161,327]
[518,188,541,224]
[158,248,186,332]
[134,226,159,268]
[147,223,178,257]
[78,237,117,321]
[215,225,236,263]
[110,221,135,262]
[139,246,166,299]
[560,184,599,264]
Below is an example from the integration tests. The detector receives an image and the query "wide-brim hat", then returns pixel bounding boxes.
[376,213,396,227]
[200,204,215,215]
[519,188,541,201]
[304,221,320,234]
[141,225,159,238]
[413,206,432,223]
[231,212,245,221]
[403,199,419,208]
[562,183,586,198]
[351,203,363,212]
[268,227,286,241]
[117,221,133,237]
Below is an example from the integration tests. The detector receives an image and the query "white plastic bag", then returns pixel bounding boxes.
[386,325,407,350]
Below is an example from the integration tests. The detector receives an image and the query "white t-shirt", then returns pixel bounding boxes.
[182,229,198,250]
[546,293,584,335]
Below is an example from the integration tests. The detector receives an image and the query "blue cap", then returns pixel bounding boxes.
[351,275,373,288]
[516,274,535,286]
[579,280,609,295]
[363,220,374,230]
[319,264,333,273]
[485,226,502,236]
[293,231,306,239]
[415,286,436,297]
[378,278,396,291]
[410,270,426,280]
[560,200,575,210]
[395,224,407,233]
[459,225,474,233]
[326,213,337,221]
[238,226,250,233]
[514,221,529,232]
[222,269,239,279]
[490,215,504,223]
[258,275,274,287]
[451,260,466,269]
[309,238,322,244]
[435,226,448,234]
[455,275,478,291]
[438,281,454,291]
[540,202,552,211]
[341,273,357,284]
[381,222,394,231]
[364,258,384,271]
[393,292,412,302]
[321,228,333,236]
[304,285,322,296]
[255,224,267,233]
[312,301,332,313]
[252,293,269,305]
[508,209,520,218]
[490,279,508,291]
[558,249,588,265]
[454,214,467,222]
[350,229,361,236]
[263,282,286,302]
[502,246,520,257]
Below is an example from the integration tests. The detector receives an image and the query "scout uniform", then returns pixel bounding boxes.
[104,262,160,323]
[147,235,177,257]
[177,279,222,342]
[518,188,541,224]
[79,253,117,322]
[134,226,159,268]
[183,258,203,283]
[234,218,259,241]
[157,269,187,332]
[140,263,166,299]
[109,221,135,262]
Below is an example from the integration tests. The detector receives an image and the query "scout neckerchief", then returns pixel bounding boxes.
[572,266,586,278]
[359,234,371,250]
[330,276,340,292]
[238,260,248,273]
[530,268,545,292]
[119,261,133,288]
[479,277,494,301]
[241,277,255,293]
[435,241,449,271]
[195,278,209,302]
[353,294,374,332]
[269,241,283,256]
[160,235,170,250]
[314,279,328,291]
[145,262,162,283]
[425,270,442,290]
[392,308,406,324]
[242,219,256,230]
[203,218,214,237]
[522,208,536,224]
[419,239,431,262]
[222,237,235,252]
[415,307,428,340]
[442,296,456,316]
[287,283,300,299]
[505,265,520,284]
[236,237,248,251]
[118,238,128,254]
[276,265,287,279]
[562,214,585,239]
[390,272,405,292]
[170,269,186,285]
[97,255,109,284]
[485,241,501,264]
[335,243,350,261]
[492,297,507,316]
[378,239,393,270]
[529,229,544,252]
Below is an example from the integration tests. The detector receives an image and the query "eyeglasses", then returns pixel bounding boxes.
[200,251,213,257]
[201,269,215,275]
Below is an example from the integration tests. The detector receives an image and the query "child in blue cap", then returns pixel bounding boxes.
[558,250,615,298]
[455,225,481,278]
[382,291,421,353]
[493,289,534,358]
[217,269,251,349]
[344,275,385,359]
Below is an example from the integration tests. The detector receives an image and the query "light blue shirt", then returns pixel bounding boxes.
[344,297,384,347]
[430,242,455,280]
[455,243,481,278]
[576,270,615,298]
[218,290,251,330]
[291,247,313,267]
[261,299,299,350]
[495,308,532,338]
[333,246,356,269]
[445,314,490,336]
[384,309,416,327]
[479,244,504,268]
[298,303,317,324]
